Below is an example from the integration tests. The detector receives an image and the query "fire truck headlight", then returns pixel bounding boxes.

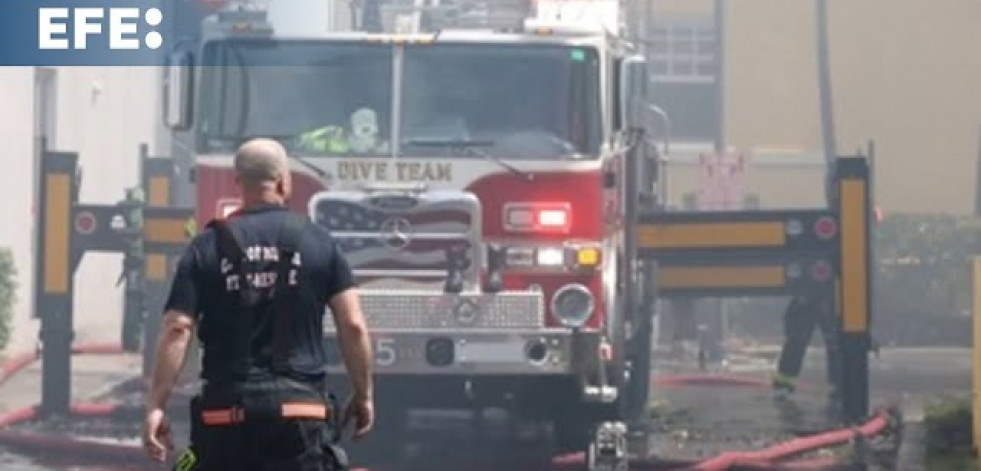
[551,284,594,327]
[536,247,565,266]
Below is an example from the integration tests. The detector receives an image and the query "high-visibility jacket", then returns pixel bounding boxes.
[298,126,349,154]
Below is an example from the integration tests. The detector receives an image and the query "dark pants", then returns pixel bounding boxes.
[178,378,347,471]
[776,294,842,389]
[184,416,343,471]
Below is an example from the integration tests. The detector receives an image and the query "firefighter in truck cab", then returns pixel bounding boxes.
[142,139,375,471]
[298,107,391,156]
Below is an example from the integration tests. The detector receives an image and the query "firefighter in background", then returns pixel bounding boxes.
[772,289,841,401]
[773,206,882,401]
[298,108,388,155]
[299,125,351,154]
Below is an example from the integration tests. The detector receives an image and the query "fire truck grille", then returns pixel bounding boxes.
[324,290,545,331]
[310,190,482,288]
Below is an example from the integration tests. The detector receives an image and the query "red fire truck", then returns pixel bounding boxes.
[163,0,660,466]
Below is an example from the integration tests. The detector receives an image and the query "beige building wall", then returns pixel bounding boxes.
[0,67,163,354]
[827,0,981,214]
[655,0,981,214]
[652,0,714,17]
[719,0,827,210]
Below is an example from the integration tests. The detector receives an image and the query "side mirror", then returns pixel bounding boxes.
[619,55,649,131]
[163,50,194,130]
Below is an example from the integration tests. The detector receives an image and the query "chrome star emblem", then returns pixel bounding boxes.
[378,217,413,251]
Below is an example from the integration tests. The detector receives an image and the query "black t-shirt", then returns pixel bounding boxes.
[164,204,356,383]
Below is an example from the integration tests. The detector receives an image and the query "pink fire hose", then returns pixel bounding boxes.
[0,343,143,467]
[686,408,895,471]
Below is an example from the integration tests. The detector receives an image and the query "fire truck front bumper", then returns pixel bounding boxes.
[324,329,602,376]
[322,290,612,399]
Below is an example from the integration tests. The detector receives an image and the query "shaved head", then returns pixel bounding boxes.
[234,138,292,205]
[235,138,289,183]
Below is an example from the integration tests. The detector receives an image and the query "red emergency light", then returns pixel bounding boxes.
[503,202,572,233]
[810,260,833,282]
[813,216,837,240]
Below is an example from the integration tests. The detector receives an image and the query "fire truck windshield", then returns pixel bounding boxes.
[196,39,394,156]
[399,43,602,159]
[194,40,601,160]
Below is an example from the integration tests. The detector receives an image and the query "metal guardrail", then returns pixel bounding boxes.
[34,141,193,416]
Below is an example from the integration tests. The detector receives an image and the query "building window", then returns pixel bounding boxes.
[649,20,717,84]
[646,18,718,141]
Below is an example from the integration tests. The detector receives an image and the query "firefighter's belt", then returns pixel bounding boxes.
[200,402,330,426]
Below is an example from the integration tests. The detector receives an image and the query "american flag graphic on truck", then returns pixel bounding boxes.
[311,193,480,281]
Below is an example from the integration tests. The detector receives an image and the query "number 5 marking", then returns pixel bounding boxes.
[376,338,397,366]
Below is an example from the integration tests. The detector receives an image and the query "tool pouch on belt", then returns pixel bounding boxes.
[322,391,349,470]
[189,394,203,445]
[172,448,201,471]
[323,439,350,471]
[170,396,204,471]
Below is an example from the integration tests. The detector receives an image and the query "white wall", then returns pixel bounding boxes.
[0,68,37,353]
[0,67,162,354]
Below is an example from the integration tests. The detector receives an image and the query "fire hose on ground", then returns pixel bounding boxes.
[0,342,124,386]
[0,347,899,471]
[0,343,147,467]
[543,407,896,471]
[641,374,901,471]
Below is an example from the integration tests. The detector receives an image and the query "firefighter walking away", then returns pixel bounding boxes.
[142,138,375,470]
[772,289,841,406]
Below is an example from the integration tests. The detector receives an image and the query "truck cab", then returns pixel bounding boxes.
[162,0,657,464]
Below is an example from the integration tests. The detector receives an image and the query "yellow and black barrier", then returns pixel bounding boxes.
[639,208,839,298]
[656,256,835,298]
[638,208,838,254]
[630,154,874,422]
[139,144,195,377]
[35,146,78,417]
[33,141,193,416]
[835,156,873,423]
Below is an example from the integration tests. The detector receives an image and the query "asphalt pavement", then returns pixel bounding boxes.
[643,345,971,469]
[0,346,971,470]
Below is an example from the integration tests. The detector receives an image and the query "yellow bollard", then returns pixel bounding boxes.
[973,257,981,452]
